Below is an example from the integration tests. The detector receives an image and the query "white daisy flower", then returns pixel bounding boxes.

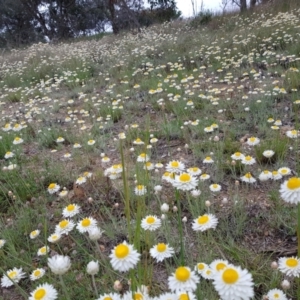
[203,156,214,164]
[47,183,60,194]
[109,241,140,272]
[29,282,58,300]
[201,267,214,280]
[212,265,254,300]
[246,137,260,146]
[76,217,98,233]
[187,167,202,176]
[30,268,46,281]
[241,155,256,165]
[75,176,86,185]
[13,137,24,145]
[192,214,218,232]
[266,288,288,300]
[231,152,245,160]
[37,246,50,256]
[279,177,300,204]
[263,150,275,158]
[177,291,197,300]
[210,259,229,274]
[172,173,198,191]
[240,173,256,183]
[30,229,40,239]
[278,167,291,176]
[168,266,200,292]
[278,256,300,277]
[56,137,65,143]
[272,171,282,181]
[200,174,210,181]
[4,151,14,159]
[135,185,147,196]
[48,233,62,243]
[259,170,272,181]
[55,219,75,235]
[137,153,150,162]
[286,129,299,138]
[195,262,209,275]
[62,204,80,218]
[150,243,174,262]
[141,215,161,231]
[209,184,221,192]
[1,267,26,287]
[96,293,122,300]
[166,160,185,173]
[48,255,71,275]
[87,139,95,145]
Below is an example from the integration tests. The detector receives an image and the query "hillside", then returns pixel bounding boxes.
[1,1,300,299]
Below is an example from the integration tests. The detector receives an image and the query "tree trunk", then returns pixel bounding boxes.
[108,0,119,34]
[240,0,247,12]
[250,0,256,8]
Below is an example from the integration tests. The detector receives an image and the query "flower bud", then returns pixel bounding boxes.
[172,206,178,212]
[281,279,290,290]
[271,261,278,269]
[205,200,211,207]
[161,203,169,213]
[113,280,123,292]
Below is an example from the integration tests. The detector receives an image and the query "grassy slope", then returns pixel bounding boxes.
[0,0,300,299]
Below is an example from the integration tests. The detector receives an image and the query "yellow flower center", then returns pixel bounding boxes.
[287,177,300,190]
[179,173,191,182]
[140,153,146,158]
[146,162,152,167]
[245,156,252,161]
[274,294,279,299]
[133,293,143,300]
[136,138,141,142]
[286,258,298,267]
[67,204,75,211]
[222,268,239,284]
[48,183,56,189]
[198,215,209,225]
[171,161,179,167]
[82,218,91,227]
[206,270,212,275]
[59,220,69,228]
[41,247,46,253]
[192,167,199,172]
[115,244,129,259]
[281,169,287,174]
[8,271,17,279]
[179,294,189,300]
[15,137,20,141]
[175,267,190,282]
[216,262,227,271]
[197,263,205,270]
[212,184,218,189]
[291,130,297,135]
[249,137,256,142]
[137,185,144,190]
[157,243,167,252]
[245,173,252,179]
[146,216,155,224]
[103,297,112,300]
[34,288,46,300]
[272,171,278,175]
[205,156,211,161]
[263,170,269,174]
[31,230,37,236]
[33,270,41,277]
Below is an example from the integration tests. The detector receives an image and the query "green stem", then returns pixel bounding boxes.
[0,267,28,299]
[175,189,184,265]
[59,274,71,300]
[120,139,131,242]
[91,274,98,297]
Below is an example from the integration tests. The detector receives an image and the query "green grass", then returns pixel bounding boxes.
[1,1,300,299]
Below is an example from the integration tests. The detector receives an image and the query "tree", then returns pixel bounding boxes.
[232,0,247,13]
